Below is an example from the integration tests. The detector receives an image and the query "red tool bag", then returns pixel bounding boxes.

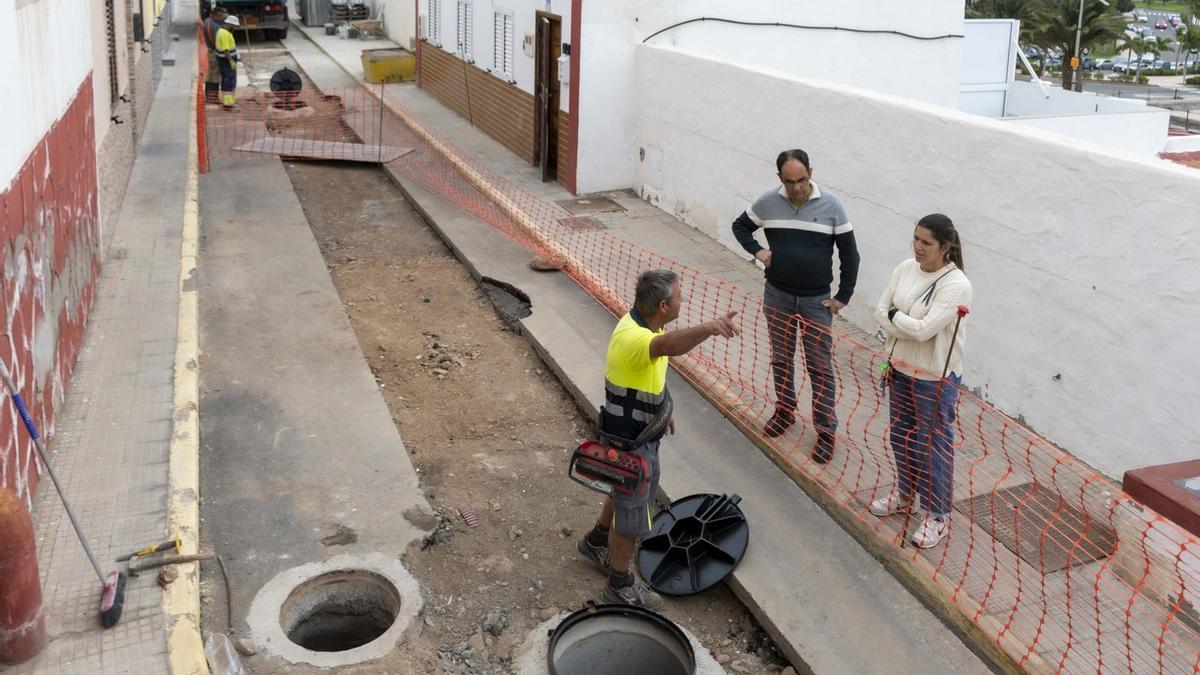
[567,390,672,500]
[568,441,651,498]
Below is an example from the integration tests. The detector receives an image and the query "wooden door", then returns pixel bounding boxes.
[534,12,562,182]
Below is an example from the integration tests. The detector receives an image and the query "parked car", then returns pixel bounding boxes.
[1171,17,1183,28]
[1156,20,1168,30]
[1137,12,1149,22]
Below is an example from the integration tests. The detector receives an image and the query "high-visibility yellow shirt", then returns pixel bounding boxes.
[214,27,236,56]
[605,312,667,396]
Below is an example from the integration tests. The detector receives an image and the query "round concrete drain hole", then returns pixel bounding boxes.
[280,570,400,652]
[548,603,695,675]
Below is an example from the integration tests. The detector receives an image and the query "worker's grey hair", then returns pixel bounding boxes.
[634,270,679,316]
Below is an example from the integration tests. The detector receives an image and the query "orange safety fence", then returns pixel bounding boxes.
[196,24,208,173]
[193,43,1200,673]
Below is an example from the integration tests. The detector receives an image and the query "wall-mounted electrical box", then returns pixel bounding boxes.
[557,54,570,84]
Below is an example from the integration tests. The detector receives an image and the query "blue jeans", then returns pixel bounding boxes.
[763,282,837,434]
[888,370,961,517]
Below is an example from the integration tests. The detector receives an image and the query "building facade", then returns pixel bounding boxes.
[0,0,171,501]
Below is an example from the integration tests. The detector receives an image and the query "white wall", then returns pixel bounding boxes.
[1006,80,1151,116]
[378,0,417,50]
[1001,82,1170,155]
[635,44,1200,480]
[91,0,130,148]
[1002,111,1170,156]
[959,19,1018,118]
[1164,135,1200,153]
[0,0,94,189]
[574,0,966,194]
[418,0,571,109]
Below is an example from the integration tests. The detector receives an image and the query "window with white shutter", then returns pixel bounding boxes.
[492,11,514,80]
[428,0,443,46]
[456,1,473,61]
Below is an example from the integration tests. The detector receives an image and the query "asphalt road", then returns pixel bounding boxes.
[1016,73,1200,100]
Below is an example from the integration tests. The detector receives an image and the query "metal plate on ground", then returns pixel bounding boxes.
[234,138,414,163]
[555,196,626,215]
[556,216,606,232]
[954,482,1116,573]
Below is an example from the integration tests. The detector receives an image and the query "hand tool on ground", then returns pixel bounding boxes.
[116,537,182,562]
[0,358,126,628]
[128,551,214,576]
[900,304,969,548]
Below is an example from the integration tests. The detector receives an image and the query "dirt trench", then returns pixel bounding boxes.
[275,160,793,674]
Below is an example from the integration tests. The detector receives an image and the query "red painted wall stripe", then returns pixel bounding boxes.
[0,76,100,502]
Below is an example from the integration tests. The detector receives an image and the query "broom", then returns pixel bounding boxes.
[0,358,126,628]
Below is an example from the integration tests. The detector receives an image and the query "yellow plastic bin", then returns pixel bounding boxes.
[361,48,416,84]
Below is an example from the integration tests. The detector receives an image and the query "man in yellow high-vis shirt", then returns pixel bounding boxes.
[577,269,739,609]
[214,15,241,110]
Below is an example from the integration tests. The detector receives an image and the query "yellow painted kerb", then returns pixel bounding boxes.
[165,48,208,675]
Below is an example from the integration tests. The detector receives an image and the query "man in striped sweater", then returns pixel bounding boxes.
[732,149,860,463]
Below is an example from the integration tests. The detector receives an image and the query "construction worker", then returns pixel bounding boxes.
[214,15,241,110]
[576,269,739,609]
[202,7,228,98]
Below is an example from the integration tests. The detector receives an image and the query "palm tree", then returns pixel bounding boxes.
[1154,35,1174,68]
[1127,35,1151,77]
[1030,0,1129,89]
[968,0,1044,44]
[1178,23,1200,79]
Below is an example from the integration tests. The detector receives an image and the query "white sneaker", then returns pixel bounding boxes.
[869,490,917,517]
[910,516,949,549]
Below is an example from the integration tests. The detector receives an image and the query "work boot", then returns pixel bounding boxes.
[762,409,795,438]
[812,431,835,464]
[577,535,610,573]
[602,575,663,611]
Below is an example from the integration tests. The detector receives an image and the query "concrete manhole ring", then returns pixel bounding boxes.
[247,553,423,667]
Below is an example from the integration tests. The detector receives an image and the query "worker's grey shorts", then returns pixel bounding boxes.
[611,440,661,538]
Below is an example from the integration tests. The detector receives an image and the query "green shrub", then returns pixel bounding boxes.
[1137,74,1150,84]
[1188,75,1200,85]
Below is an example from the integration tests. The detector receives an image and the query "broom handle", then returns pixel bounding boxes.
[0,359,106,583]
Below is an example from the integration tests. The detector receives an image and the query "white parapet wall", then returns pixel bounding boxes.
[573,0,965,194]
[635,43,1200,479]
[0,0,93,189]
[1000,81,1170,156]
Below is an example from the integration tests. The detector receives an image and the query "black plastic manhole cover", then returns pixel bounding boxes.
[637,493,749,596]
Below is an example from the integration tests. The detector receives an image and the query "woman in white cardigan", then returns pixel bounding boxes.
[870,214,972,549]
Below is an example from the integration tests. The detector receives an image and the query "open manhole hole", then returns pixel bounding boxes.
[279,570,400,652]
[548,603,695,675]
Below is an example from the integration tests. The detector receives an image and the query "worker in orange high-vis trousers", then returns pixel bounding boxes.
[214,15,241,110]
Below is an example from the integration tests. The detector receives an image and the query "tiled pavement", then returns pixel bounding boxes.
[5,27,197,675]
